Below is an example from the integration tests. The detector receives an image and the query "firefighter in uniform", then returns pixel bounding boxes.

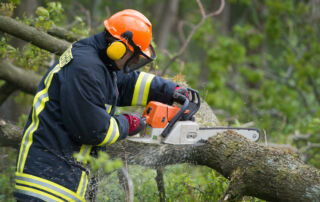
[14,9,188,201]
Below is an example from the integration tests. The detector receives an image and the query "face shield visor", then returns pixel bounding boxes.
[121,31,156,73]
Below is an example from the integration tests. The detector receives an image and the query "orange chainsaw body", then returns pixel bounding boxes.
[142,101,188,128]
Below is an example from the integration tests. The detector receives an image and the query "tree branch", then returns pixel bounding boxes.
[0,120,21,148]
[47,25,81,43]
[161,0,225,76]
[117,167,134,202]
[1,121,320,201]
[155,166,166,202]
[0,60,42,94]
[0,15,70,55]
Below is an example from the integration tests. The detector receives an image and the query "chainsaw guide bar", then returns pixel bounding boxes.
[127,88,261,145]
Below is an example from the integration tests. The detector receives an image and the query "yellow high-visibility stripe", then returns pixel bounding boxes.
[77,172,85,195]
[97,117,119,146]
[17,64,61,173]
[15,172,84,201]
[142,75,154,105]
[76,171,88,198]
[15,184,64,202]
[82,174,88,198]
[16,179,76,202]
[106,118,119,145]
[76,145,92,165]
[131,72,145,105]
[131,72,155,106]
[105,104,112,114]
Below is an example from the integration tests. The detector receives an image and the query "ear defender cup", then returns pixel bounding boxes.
[106,41,127,60]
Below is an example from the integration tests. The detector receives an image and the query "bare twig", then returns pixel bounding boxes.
[117,166,134,202]
[76,2,92,31]
[161,0,225,76]
[155,166,166,202]
[263,129,268,146]
[177,20,186,43]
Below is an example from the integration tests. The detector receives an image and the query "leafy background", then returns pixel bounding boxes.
[0,0,319,201]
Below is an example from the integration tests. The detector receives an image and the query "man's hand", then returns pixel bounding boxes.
[124,114,146,136]
[173,86,189,104]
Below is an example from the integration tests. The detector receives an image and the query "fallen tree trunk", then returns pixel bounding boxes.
[1,121,320,201]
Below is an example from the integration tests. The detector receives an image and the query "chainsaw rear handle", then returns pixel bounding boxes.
[161,87,200,138]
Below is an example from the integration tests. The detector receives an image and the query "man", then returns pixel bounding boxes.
[14,9,188,201]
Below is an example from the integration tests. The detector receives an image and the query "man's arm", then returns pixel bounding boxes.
[117,71,177,106]
[60,61,129,146]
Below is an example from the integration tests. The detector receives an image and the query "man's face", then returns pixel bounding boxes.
[114,49,140,70]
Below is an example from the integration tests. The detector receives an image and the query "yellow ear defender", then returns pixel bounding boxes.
[106,41,127,60]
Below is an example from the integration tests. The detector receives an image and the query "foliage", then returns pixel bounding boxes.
[97,164,231,202]
[74,151,123,174]
[0,148,17,202]
[180,1,320,164]
[0,0,319,201]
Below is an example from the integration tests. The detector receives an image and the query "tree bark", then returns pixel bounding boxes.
[47,25,81,43]
[1,121,320,201]
[0,16,70,55]
[155,166,166,202]
[0,60,42,95]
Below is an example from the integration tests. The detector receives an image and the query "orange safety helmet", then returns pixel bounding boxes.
[104,9,156,73]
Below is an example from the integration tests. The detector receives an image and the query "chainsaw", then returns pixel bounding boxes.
[127,88,260,144]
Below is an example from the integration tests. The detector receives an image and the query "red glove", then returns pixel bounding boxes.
[173,86,189,104]
[124,114,146,136]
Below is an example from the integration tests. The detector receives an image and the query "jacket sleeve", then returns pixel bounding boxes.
[117,71,177,106]
[60,61,129,146]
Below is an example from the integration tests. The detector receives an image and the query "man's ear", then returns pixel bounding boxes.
[106,41,127,60]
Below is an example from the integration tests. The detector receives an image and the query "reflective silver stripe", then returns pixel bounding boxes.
[16,176,82,202]
[34,92,48,110]
[17,92,48,172]
[82,145,90,156]
[15,188,62,202]
[105,104,112,114]
[77,145,92,164]
[45,65,60,86]
[107,118,118,144]
[136,73,151,105]
[17,64,61,172]
[78,174,87,197]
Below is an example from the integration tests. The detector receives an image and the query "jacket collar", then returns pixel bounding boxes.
[91,31,120,72]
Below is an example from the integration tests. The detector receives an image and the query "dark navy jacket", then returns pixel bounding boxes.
[14,31,176,202]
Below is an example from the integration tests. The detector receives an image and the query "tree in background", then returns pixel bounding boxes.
[0,0,320,201]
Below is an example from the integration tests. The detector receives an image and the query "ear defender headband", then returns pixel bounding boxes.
[106,41,127,61]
